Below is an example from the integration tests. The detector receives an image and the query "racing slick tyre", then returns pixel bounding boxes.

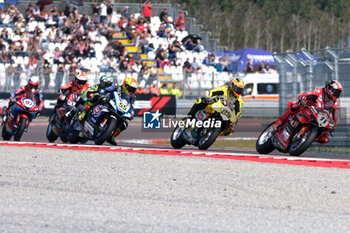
[197,127,221,150]
[68,130,82,144]
[170,125,187,149]
[59,122,69,143]
[256,122,275,154]
[46,122,58,142]
[14,117,27,141]
[2,124,11,140]
[289,126,318,156]
[94,116,117,145]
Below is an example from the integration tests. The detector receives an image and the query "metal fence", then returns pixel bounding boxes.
[273,47,350,110]
[274,47,350,147]
[0,62,232,98]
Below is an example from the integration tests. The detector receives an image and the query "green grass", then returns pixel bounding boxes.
[160,139,350,153]
[310,146,350,153]
[157,139,257,148]
[212,140,256,148]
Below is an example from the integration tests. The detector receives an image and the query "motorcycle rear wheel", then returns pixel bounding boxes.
[14,117,27,141]
[197,127,221,150]
[2,124,11,140]
[289,127,317,156]
[170,125,187,149]
[256,122,275,154]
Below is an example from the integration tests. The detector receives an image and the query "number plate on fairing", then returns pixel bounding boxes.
[22,98,35,109]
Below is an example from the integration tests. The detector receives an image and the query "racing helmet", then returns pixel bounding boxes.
[122,77,138,95]
[325,80,342,101]
[26,76,39,93]
[100,75,113,88]
[230,78,245,96]
[74,71,87,89]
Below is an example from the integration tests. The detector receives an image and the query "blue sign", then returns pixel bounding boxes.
[5,0,18,4]
[143,110,161,129]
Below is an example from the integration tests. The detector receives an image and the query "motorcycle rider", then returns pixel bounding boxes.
[75,75,138,145]
[2,77,44,123]
[187,78,245,136]
[273,80,343,144]
[56,70,89,107]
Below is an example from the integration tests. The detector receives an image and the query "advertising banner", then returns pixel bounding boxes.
[0,93,176,117]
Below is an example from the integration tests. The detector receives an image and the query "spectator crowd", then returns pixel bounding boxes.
[0,0,275,97]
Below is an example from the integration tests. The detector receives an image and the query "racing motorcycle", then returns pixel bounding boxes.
[46,93,77,143]
[256,105,334,156]
[1,95,39,141]
[67,91,133,145]
[171,96,234,150]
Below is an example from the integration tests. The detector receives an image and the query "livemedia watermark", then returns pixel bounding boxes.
[142,110,222,132]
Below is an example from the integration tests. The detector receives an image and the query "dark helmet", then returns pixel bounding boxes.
[325,80,342,101]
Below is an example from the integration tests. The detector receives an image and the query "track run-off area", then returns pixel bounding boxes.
[1,141,350,169]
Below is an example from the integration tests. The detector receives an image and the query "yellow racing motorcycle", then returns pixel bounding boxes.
[170,96,237,150]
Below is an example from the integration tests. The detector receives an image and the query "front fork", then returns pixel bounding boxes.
[292,125,309,142]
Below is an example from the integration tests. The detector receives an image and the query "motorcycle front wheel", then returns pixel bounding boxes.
[14,117,27,141]
[94,116,117,145]
[197,127,221,150]
[289,126,318,156]
[170,125,187,149]
[59,121,69,143]
[256,122,275,154]
[46,122,58,142]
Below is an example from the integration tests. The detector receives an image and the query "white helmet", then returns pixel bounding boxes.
[74,71,87,88]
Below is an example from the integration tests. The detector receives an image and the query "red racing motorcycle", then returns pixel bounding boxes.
[46,93,77,143]
[1,95,39,141]
[256,105,334,156]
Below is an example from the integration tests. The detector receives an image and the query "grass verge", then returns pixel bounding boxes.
[157,139,256,148]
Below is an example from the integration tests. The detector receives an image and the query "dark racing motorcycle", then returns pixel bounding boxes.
[1,95,39,141]
[67,91,132,145]
[256,105,334,156]
[46,93,77,143]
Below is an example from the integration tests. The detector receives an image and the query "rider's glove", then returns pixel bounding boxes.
[202,97,213,105]
[298,97,307,108]
[201,98,209,104]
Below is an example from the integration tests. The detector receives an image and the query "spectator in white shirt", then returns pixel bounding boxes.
[88,26,98,43]
[100,0,107,23]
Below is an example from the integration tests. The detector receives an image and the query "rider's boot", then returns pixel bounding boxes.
[1,106,7,123]
[107,129,121,146]
[315,132,329,144]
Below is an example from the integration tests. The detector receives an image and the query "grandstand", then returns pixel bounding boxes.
[0,1,232,97]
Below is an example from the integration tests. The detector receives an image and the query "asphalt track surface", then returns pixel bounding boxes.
[14,117,350,160]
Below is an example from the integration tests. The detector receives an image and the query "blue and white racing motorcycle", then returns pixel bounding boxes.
[67,91,133,145]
